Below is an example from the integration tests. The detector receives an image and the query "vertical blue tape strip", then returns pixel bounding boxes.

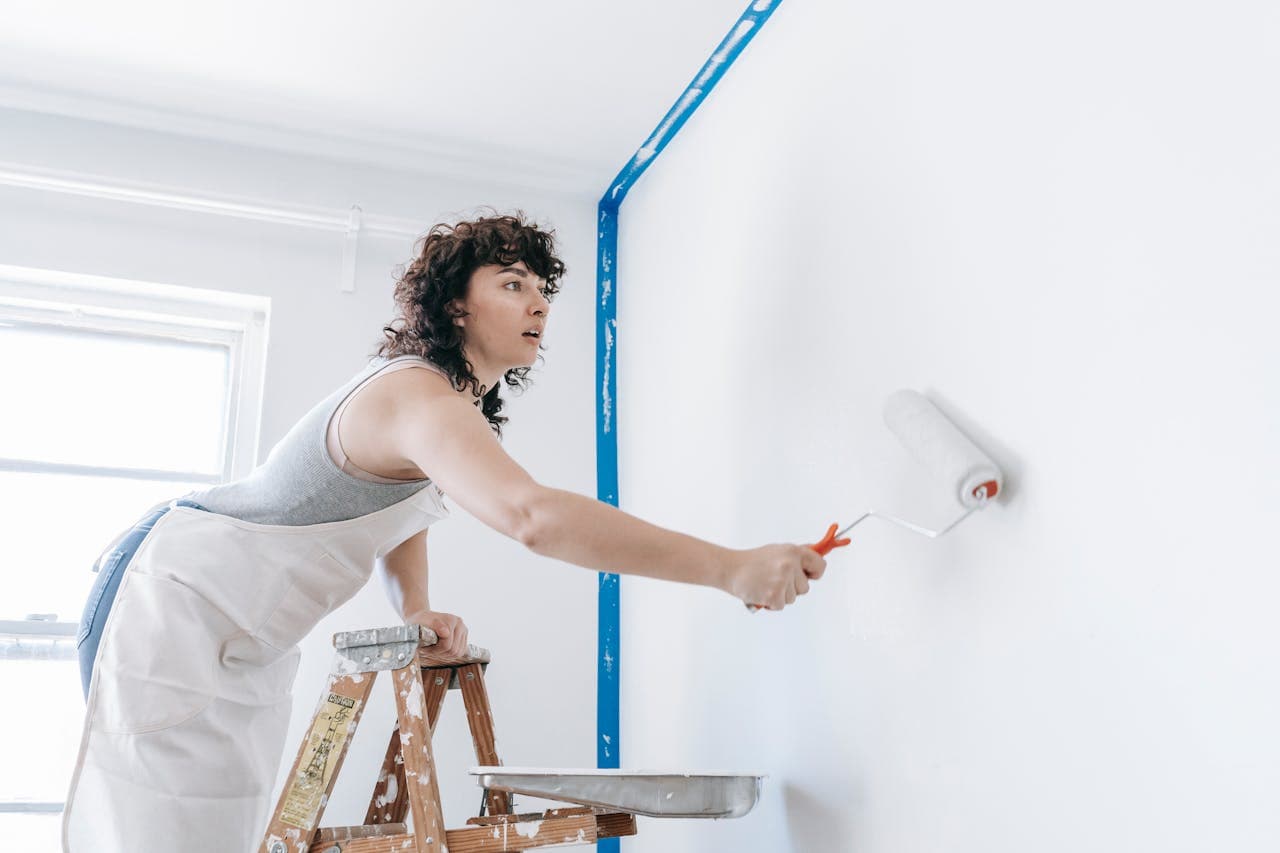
[596,203,620,775]
[595,3,782,848]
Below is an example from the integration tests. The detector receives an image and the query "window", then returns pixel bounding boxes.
[0,264,268,848]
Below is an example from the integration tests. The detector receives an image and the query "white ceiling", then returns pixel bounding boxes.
[0,0,753,194]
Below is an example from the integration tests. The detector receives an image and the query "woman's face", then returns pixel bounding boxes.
[452,260,551,371]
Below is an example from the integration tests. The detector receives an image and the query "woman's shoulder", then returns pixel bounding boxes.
[335,356,468,478]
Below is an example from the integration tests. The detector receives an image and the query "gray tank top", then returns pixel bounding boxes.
[183,355,447,525]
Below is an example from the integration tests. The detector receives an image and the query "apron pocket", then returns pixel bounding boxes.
[93,571,236,734]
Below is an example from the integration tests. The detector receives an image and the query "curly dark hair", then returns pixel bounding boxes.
[376,210,566,437]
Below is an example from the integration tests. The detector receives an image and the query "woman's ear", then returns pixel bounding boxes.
[447,299,467,326]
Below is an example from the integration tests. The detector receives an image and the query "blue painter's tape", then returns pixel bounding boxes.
[598,0,782,213]
[597,203,621,775]
[596,3,784,847]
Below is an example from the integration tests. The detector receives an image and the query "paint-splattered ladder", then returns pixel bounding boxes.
[259,624,637,853]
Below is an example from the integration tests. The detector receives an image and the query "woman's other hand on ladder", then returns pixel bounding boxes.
[406,610,470,657]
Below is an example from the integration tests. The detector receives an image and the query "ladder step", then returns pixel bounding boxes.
[307,812,637,852]
[314,822,407,843]
[466,806,595,826]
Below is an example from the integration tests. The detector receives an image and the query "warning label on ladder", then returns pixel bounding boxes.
[279,691,362,830]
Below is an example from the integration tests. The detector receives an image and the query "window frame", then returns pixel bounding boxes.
[0,264,269,486]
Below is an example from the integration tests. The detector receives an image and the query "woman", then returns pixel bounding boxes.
[63,211,825,853]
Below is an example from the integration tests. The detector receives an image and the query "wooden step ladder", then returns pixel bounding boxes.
[260,624,636,853]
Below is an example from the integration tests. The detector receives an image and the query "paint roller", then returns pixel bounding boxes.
[747,389,1002,611]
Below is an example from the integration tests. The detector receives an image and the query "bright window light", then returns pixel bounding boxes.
[0,323,229,475]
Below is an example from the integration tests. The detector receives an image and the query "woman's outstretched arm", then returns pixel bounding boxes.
[388,369,824,611]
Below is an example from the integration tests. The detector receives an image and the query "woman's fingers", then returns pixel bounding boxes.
[449,616,468,656]
[802,549,828,579]
[442,614,467,656]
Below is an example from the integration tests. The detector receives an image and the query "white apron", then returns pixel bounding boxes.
[63,486,449,853]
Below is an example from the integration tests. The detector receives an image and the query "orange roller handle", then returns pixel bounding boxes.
[810,522,852,557]
[747,522,851,611]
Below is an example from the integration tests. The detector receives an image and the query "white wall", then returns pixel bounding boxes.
[0,106,600,827]
[617,1,1280,851]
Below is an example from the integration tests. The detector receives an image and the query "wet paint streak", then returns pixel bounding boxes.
[595,3,784,851]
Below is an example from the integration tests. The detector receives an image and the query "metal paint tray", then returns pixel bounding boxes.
[469,767,764,819]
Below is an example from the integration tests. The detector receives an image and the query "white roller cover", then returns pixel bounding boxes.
[883,389,1002,507]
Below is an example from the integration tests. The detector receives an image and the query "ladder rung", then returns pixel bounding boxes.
[314,822,407,841]
[307,811,637,852]
[466,806,595,826]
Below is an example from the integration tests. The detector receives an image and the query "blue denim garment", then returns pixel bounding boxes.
[77,499,208,698]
